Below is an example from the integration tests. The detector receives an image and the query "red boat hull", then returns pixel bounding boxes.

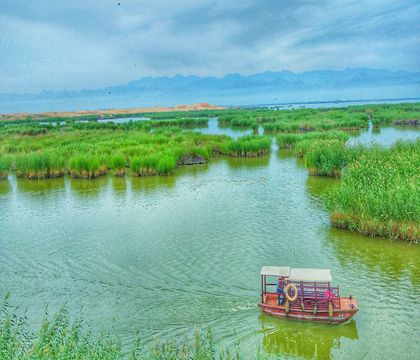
[258,300,358,324]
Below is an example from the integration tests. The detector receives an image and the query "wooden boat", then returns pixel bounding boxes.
[258,266,358,324]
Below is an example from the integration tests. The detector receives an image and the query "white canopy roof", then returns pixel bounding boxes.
[260,266,332,282]
[288,268,332,282]
[260,266,291,277]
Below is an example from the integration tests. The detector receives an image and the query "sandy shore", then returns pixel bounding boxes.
[0,102,224,121]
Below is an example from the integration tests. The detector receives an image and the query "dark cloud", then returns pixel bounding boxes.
[0,0,419,93]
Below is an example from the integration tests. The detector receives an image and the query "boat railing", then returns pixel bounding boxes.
[263,280,342,309]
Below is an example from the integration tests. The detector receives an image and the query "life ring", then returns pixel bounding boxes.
[285,283,298,302]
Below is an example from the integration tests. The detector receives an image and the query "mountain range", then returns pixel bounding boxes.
[1,68,420,113]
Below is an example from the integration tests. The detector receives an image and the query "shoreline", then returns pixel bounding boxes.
[0,102,224,121]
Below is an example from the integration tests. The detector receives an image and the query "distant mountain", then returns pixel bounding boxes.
[1,68,420,113]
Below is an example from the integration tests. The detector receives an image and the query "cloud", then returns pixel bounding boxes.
[0,0,419,93]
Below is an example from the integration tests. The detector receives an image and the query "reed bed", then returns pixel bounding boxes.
[68,154,103,179]
[131,153,178,176]
[0,295,121,359]
[15,152,65,179]
[150,118,208,128]
[0,296,259,359]
[302,140,359,177]
[108,153,127,177]
[365,102,420,127]
[325,141,420,242]
[262,109,368,133]
[0,117,273,180]
[0,156,10,180]
[222,136,271,157]
[276,131,349,149]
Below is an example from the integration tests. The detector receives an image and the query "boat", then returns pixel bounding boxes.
[258,266,358,324]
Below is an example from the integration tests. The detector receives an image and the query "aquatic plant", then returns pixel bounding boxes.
[303,140,349,177]
[0,295,121,359]
[108,153,126,177]
[68,154,102,179]
[15,152,65,179]
[0,295,251,360]
[325,141,420,242]
[276,131,350,149]
[223,136,271,157]
[0,156,11,180]
[131,153,178,176]
[230,118,258,130]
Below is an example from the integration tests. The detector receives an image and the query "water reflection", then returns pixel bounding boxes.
[305,175,340,199]
[0,180,11,195]
[259,315,358,360]
[193,118,264,139]
[347,126,419,147]
[70,176,109,198]
[130,174,177,193]
[16,177,65,194]
[225,155,270,169]
[111,176,128,194]
[325,228,420,288]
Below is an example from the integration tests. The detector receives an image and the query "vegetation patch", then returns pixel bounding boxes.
[68,154,103,179]
[0,156,10,180]
[222,136,271,157]
[325,141,420,242]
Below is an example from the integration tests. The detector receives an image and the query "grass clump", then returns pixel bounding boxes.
[131,153,178,176]
[223,136,271,157]
[0,156,11,180]
[325,141,420,242]
[0,295,121,359]
[303,140,349,177]
[68,154,102,179]
[108,153,126,177]
[276,131,349,149]
[0,295,250,359]
[15,152,65,179]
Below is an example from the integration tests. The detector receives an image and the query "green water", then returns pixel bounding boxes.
[0,142,419,359]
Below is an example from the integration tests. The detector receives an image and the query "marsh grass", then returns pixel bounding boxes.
[131,153,178,176]
[325,141,420,242]
[0,156,11,179]
[1,295,268,360]
[15,152,65,179]
[276,131,349,150]
[0,294,121,359]
[68,154,102,179]
[303,140,348,177]
[108,154,127,177]
[222,136,271,157]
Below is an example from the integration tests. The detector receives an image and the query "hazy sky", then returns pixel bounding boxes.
[1,0,419,93]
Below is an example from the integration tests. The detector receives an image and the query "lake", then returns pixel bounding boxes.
[0,129,419,359]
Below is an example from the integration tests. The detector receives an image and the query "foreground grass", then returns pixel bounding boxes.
[0,296,275,360]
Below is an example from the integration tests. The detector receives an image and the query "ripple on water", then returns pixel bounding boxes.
[1,145,420,358]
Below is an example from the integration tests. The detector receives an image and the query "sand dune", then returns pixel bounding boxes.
[1,102,224,121]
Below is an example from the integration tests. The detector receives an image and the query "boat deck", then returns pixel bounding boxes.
[263,293,358,313]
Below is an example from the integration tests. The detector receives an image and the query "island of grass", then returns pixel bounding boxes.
[275,131,419,242]
[0,102,418,242]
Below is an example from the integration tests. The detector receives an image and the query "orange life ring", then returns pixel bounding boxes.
[285,283,298,302]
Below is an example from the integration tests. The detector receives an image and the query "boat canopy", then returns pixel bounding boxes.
[289,268,332,282]
[260,266,332,282]
[260,266,291,277]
